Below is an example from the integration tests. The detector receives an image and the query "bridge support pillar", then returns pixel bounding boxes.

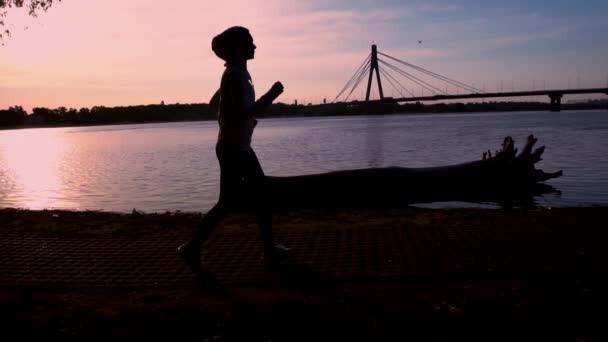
[365,44,384,102]
[549,93,562,112]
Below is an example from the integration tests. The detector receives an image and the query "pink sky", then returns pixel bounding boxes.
[1,0,607,111]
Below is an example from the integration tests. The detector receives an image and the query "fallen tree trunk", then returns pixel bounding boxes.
[265,135,562,208]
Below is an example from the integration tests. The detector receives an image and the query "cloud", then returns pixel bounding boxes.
[2,0,606,109]
[417,3,464,12]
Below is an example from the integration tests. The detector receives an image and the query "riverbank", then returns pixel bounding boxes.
[2,100,606,131]
[1,206,606,340]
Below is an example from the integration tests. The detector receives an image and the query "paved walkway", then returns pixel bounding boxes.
[1,220,605,288]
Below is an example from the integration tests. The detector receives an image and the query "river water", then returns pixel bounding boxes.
[1,110,606,212]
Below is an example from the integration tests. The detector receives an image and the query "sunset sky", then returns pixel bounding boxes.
[1,0,607,111]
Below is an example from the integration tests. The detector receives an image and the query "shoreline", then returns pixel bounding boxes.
[2,205,606,235]
[1,200,605,217]
[1,107,606,132]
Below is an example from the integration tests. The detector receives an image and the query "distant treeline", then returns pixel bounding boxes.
[1,99,606,129]
[0,103,213,128]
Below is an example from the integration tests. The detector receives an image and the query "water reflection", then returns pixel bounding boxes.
[366,115,385,168]
[0,111,605,212]
[0,128,75,209]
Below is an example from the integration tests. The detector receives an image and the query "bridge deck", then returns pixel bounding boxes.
[366,87,608,104]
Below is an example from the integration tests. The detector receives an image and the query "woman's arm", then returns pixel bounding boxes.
[209,89,220,115]
[222,73,283,119]
[248,82,283,118]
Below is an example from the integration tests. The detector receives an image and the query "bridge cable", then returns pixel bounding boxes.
[378,64,415,97]
[379,59,444,95]
[379,51,481,93]
[378,51,484,93]
[378,67,404,98]
[333,53,371,102]
[333,53,370,102]
[378,65,407,98]
[344,63,371,102]
[380,60,438,96]
[379,58,445,95]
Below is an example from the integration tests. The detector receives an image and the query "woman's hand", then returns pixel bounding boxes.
[269,81,284,99]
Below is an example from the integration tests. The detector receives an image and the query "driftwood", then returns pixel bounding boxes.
[265,135,562,208]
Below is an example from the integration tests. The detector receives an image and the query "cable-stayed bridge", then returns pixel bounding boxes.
[334,45,608,112]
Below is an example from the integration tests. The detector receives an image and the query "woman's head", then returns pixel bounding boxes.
[212,26,256,63]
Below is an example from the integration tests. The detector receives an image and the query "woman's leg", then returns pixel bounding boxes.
[241,149,274,254]
[195,149,242,244]
[179,149,241,265]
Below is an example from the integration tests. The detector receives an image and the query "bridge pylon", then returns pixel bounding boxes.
[334,44,608,111]
[366,44,384,102]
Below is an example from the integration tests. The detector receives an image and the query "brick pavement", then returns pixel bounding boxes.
[0,221,605,288]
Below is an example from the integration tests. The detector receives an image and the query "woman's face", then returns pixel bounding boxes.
[244,35,256,60]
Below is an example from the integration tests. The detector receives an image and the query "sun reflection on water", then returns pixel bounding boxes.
[0,128,75,210]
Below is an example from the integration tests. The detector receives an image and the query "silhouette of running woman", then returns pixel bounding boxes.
[178,26,290,274]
